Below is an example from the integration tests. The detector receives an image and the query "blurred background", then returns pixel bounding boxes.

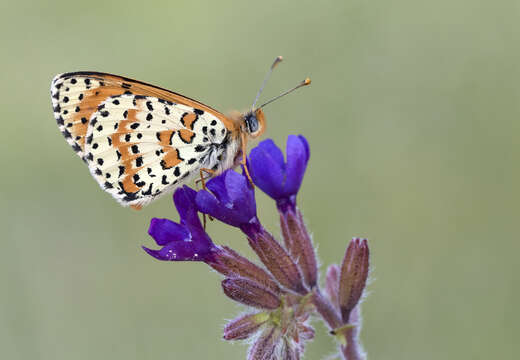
[1,0,518,359]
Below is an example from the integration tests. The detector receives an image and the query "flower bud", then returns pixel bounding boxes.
[339,238,369,323]
[279,207,318,289]
[248,326,281,360]
[222,277,281,310]
[325,264,340,309]
[224,312,270,341]
[243,225,307,295]
[207,246,280,294]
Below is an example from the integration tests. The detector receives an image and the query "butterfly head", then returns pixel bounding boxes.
[243,108,266,138]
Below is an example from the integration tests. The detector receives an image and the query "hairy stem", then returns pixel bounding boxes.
[312,289,365,360]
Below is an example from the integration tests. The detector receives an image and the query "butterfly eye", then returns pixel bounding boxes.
[245,113,259,133]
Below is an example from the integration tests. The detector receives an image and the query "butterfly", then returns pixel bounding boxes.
[51,56,310,209]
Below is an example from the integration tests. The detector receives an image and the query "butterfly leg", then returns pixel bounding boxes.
[197,168,216,190]
[240,132,255,187]
[197,168,216,228]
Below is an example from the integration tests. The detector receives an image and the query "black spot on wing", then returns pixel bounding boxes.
[162,175,169,185]
[142,183,153,196]
[72,143,81,153]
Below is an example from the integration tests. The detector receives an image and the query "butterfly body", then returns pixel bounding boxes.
[51,71,264,208]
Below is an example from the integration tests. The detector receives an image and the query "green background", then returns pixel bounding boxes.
[1,0,518,359]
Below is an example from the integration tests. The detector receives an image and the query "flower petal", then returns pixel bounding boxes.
[298,135,310,162]
[205,172,230,203]
[195,170,257,227]
[148,218,190,246]
[226,170,256,218]
[258,138,285,165]
[173,186,201,229]
[196,190,234,226]
[142,239,213,262]
[249,139,285,199]
[284,135,310,197]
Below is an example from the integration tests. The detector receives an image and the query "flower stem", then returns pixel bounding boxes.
[339,307,365,360]
[311,289,342,329]
[312,289,365,360]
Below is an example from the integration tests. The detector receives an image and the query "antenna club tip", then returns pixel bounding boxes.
[271,56,283,69]
[303,77,311,85]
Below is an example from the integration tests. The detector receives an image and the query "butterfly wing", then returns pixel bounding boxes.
[51,72,238,207]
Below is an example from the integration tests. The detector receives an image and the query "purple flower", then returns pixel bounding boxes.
[142,186,217,262]
[249,135,310,210]
[195,169,258,228]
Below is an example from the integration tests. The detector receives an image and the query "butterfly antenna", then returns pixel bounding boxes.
[251,56,284,109]
[258,78,311,109]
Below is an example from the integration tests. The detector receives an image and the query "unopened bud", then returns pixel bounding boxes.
[222,277,281,310]
[244,225,307,295]
[224,312,270,341]
[248,326,281,360]
[325,264,340,309]
[338,238,369,323]
[279,207,318,289]
[208,246,280,294]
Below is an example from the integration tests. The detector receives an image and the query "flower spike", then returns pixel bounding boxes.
[142,135,371,360]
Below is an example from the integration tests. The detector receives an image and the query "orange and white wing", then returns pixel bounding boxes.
[50,72,236,207]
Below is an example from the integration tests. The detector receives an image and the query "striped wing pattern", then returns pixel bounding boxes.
[51,72,229,207]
